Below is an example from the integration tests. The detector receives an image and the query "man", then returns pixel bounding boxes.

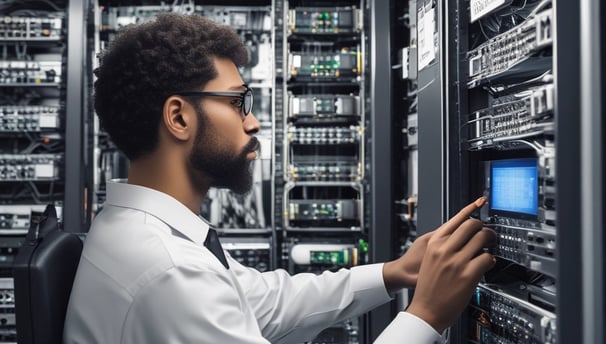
[64,13,496,343]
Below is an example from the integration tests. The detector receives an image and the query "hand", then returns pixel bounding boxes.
[383,231,433,292]
[406,198,496,333]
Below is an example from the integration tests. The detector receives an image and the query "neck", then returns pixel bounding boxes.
[127,152,209,214]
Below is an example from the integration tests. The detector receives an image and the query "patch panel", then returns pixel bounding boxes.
[288,94,360,122]
[0,60,62,85]
[467,8,553,88]
[0,105,61,132]
[487,223,556,277]
[0,154,62,181]
[0,15,63,41]
[288,49,360,81]
[102,5,190,29]
[199,6,272,31]
[285,198,361,231]
[469,0,514,22]
[466,84,554,149]
[287,126,361,145]
[288,199,359,221]
[288,160,360,181]
[282,181,363,231]
[103,6,271,32]
[468,285,556,344]
[288,7,360,34]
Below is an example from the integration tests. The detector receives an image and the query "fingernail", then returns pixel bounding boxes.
[474,197,486,207]
[492,257,497,264]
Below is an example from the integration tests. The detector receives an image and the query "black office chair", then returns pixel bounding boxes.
[13,204,83,344]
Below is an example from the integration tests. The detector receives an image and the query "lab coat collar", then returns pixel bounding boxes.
[105,179,209,246]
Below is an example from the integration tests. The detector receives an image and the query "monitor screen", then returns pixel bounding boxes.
[490,158,538,216]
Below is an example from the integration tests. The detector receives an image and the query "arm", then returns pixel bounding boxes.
[229,259,392,344]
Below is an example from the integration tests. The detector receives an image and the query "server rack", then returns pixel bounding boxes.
[414,0,604,343]
[274,1,387,342]
[0,0,90,341]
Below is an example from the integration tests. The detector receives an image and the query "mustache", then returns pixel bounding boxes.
[243,136,260,154]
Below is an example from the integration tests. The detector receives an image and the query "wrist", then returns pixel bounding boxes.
[382,261,414,293]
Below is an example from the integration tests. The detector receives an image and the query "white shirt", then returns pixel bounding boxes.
[64,180,442,343]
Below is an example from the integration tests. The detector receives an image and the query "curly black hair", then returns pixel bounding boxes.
[94,13,248,160]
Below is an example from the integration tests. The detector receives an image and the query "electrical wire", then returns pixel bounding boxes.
[529,0,552,17]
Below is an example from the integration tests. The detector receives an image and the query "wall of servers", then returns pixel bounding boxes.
[275,1,368,342]
[451,0,557,342]
[0,0,67,341]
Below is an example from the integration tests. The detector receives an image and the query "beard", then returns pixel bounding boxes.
[189,105,259,195]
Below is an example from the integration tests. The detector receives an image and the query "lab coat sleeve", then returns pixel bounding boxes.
[229,256,393,343]
[121,264,271,344]
[374,312,445,344]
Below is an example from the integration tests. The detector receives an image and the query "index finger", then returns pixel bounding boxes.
[435,197,486,238]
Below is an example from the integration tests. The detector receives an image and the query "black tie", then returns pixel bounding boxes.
[204,228,230,269]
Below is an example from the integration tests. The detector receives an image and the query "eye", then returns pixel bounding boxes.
[230,97,243,108]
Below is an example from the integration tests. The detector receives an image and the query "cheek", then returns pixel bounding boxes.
[202,103,248,151]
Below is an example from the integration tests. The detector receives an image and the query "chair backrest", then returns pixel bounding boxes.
[13,205,83,344]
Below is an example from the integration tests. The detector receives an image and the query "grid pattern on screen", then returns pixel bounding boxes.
[490,159,538,215]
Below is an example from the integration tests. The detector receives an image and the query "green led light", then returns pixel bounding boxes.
[310,250,350,265]
[358,239,368,253]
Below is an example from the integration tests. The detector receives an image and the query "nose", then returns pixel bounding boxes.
[244,111,260,134]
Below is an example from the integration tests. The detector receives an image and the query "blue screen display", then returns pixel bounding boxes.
[490,159,538,216]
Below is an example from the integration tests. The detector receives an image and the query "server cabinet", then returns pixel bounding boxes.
[0,0,90,341]
[275,1,375,342]
[415,0,604,343]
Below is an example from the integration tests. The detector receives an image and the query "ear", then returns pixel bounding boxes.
[162,96,195,142]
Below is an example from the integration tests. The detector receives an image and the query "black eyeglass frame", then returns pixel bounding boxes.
[173,84,254,117]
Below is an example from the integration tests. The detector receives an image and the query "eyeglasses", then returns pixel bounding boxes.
[174,85,254,117]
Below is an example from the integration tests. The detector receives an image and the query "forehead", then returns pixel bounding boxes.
[203,57,244,91]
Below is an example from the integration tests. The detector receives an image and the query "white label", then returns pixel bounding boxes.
[38,114,59,128]
[292,98,300,115]
[417,4,436,71]
[116,16,137,28]
[470,0,507,22]
[292,55,301,68]
[34,164,55,178]
[231,13,247,27]
[401,47,410,79]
